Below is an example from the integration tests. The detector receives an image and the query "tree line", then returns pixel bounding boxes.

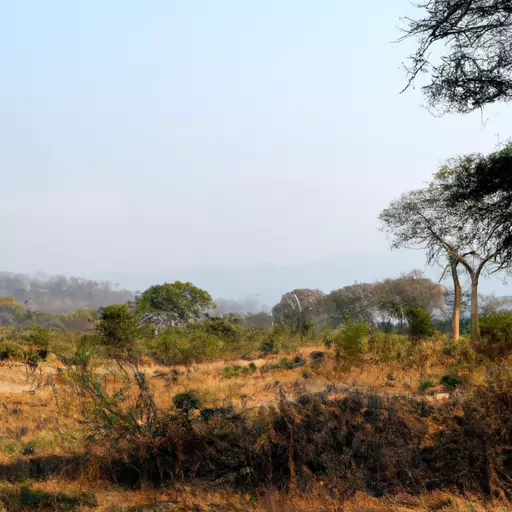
[271,271,446,333]
[0,272,134,314]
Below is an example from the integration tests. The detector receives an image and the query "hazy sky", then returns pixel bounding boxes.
[1,1,511,288]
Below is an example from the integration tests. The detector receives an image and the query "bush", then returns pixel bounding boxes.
[14,486,97,510]
[173,391,202,413]
[440,373,462,389]
[0,341,23,361]
[203,317,241,343]
[370,331,411,363]
[189,331,225,360]
[96,304,138,353]
[71,336,98,368]
[331,322,370,361]
[442,336,477,364]
[222,363,257,379]
[405,307,435,338]
[419,378,438,393]
[82,372,512,496]
[149,328,197,365]
[154,330,224,365]
[260,336,282,355]
[260,355,305,373]
[20,325,51,351]
[479,312,512,359]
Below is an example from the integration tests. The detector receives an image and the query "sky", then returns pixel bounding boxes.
[1,1,511,297]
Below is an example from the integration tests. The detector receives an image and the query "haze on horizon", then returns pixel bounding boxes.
[1,1,511,298]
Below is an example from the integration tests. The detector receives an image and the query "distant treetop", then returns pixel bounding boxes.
[0,272,134,313]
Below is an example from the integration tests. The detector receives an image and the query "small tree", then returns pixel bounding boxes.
[405,307,435,339]
[21,325,51,364]
[137,281,213,325]
[96,304,138,353]
[330,321,370,367]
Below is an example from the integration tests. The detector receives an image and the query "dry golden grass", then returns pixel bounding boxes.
[4,481,509,511]
[0,344,479,463]
[0,346,508,511]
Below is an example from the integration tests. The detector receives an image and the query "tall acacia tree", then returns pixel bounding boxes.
[401,0,512,113]
[380,187,465,340]
[381,169,509,342]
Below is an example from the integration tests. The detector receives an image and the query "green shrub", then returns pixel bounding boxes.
[479,312,512,359]
[173,391,202,413]
[0,341,23,361]
[419,379,438,393]
[19,326,52,364]
[222,363,257,379]
[405,307,435,338]
[260,355,305,373]
[442,336,476,364]
[440,373,462,388]
[72,336,98,368]
[332,322,370,361]
[370,331,411,363]
[189,331,224,360]
[96,304,138,353]
[20,325,51,348]
[260,337,282,354]
[16,486,97,509]
[148,327,224,365]
[203,317,241,343]
[322,331,334,349]
[148,328,191,365]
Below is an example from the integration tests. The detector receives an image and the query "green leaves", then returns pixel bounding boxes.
[96,304,138,353]
[137,281,213,324]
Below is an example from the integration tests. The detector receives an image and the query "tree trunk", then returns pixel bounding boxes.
[470,275,481,343]
[451,265,461,341]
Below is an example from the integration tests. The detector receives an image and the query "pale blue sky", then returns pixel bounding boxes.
[1,1,511,296]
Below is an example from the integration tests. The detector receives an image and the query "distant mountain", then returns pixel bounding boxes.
[7,252,509,314]
[87,251,441,308]
[98,253,509,308]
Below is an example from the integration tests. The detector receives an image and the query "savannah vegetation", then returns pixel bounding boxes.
[0,230,511,511]
[1,1,512,510]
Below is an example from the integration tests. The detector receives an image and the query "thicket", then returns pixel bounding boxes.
[63,346,512,498]
[0,289,511,504]
[478,312,512,360]
[0,306,511,370]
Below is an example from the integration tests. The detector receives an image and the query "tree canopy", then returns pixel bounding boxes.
[435,144,512,261]
[137,281,214,325]
[402,0,512,112]
[272,289,325,333]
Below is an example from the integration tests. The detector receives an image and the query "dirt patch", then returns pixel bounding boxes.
[0,381,32,393]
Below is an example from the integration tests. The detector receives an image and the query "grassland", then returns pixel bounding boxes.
[0,328,511,511]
